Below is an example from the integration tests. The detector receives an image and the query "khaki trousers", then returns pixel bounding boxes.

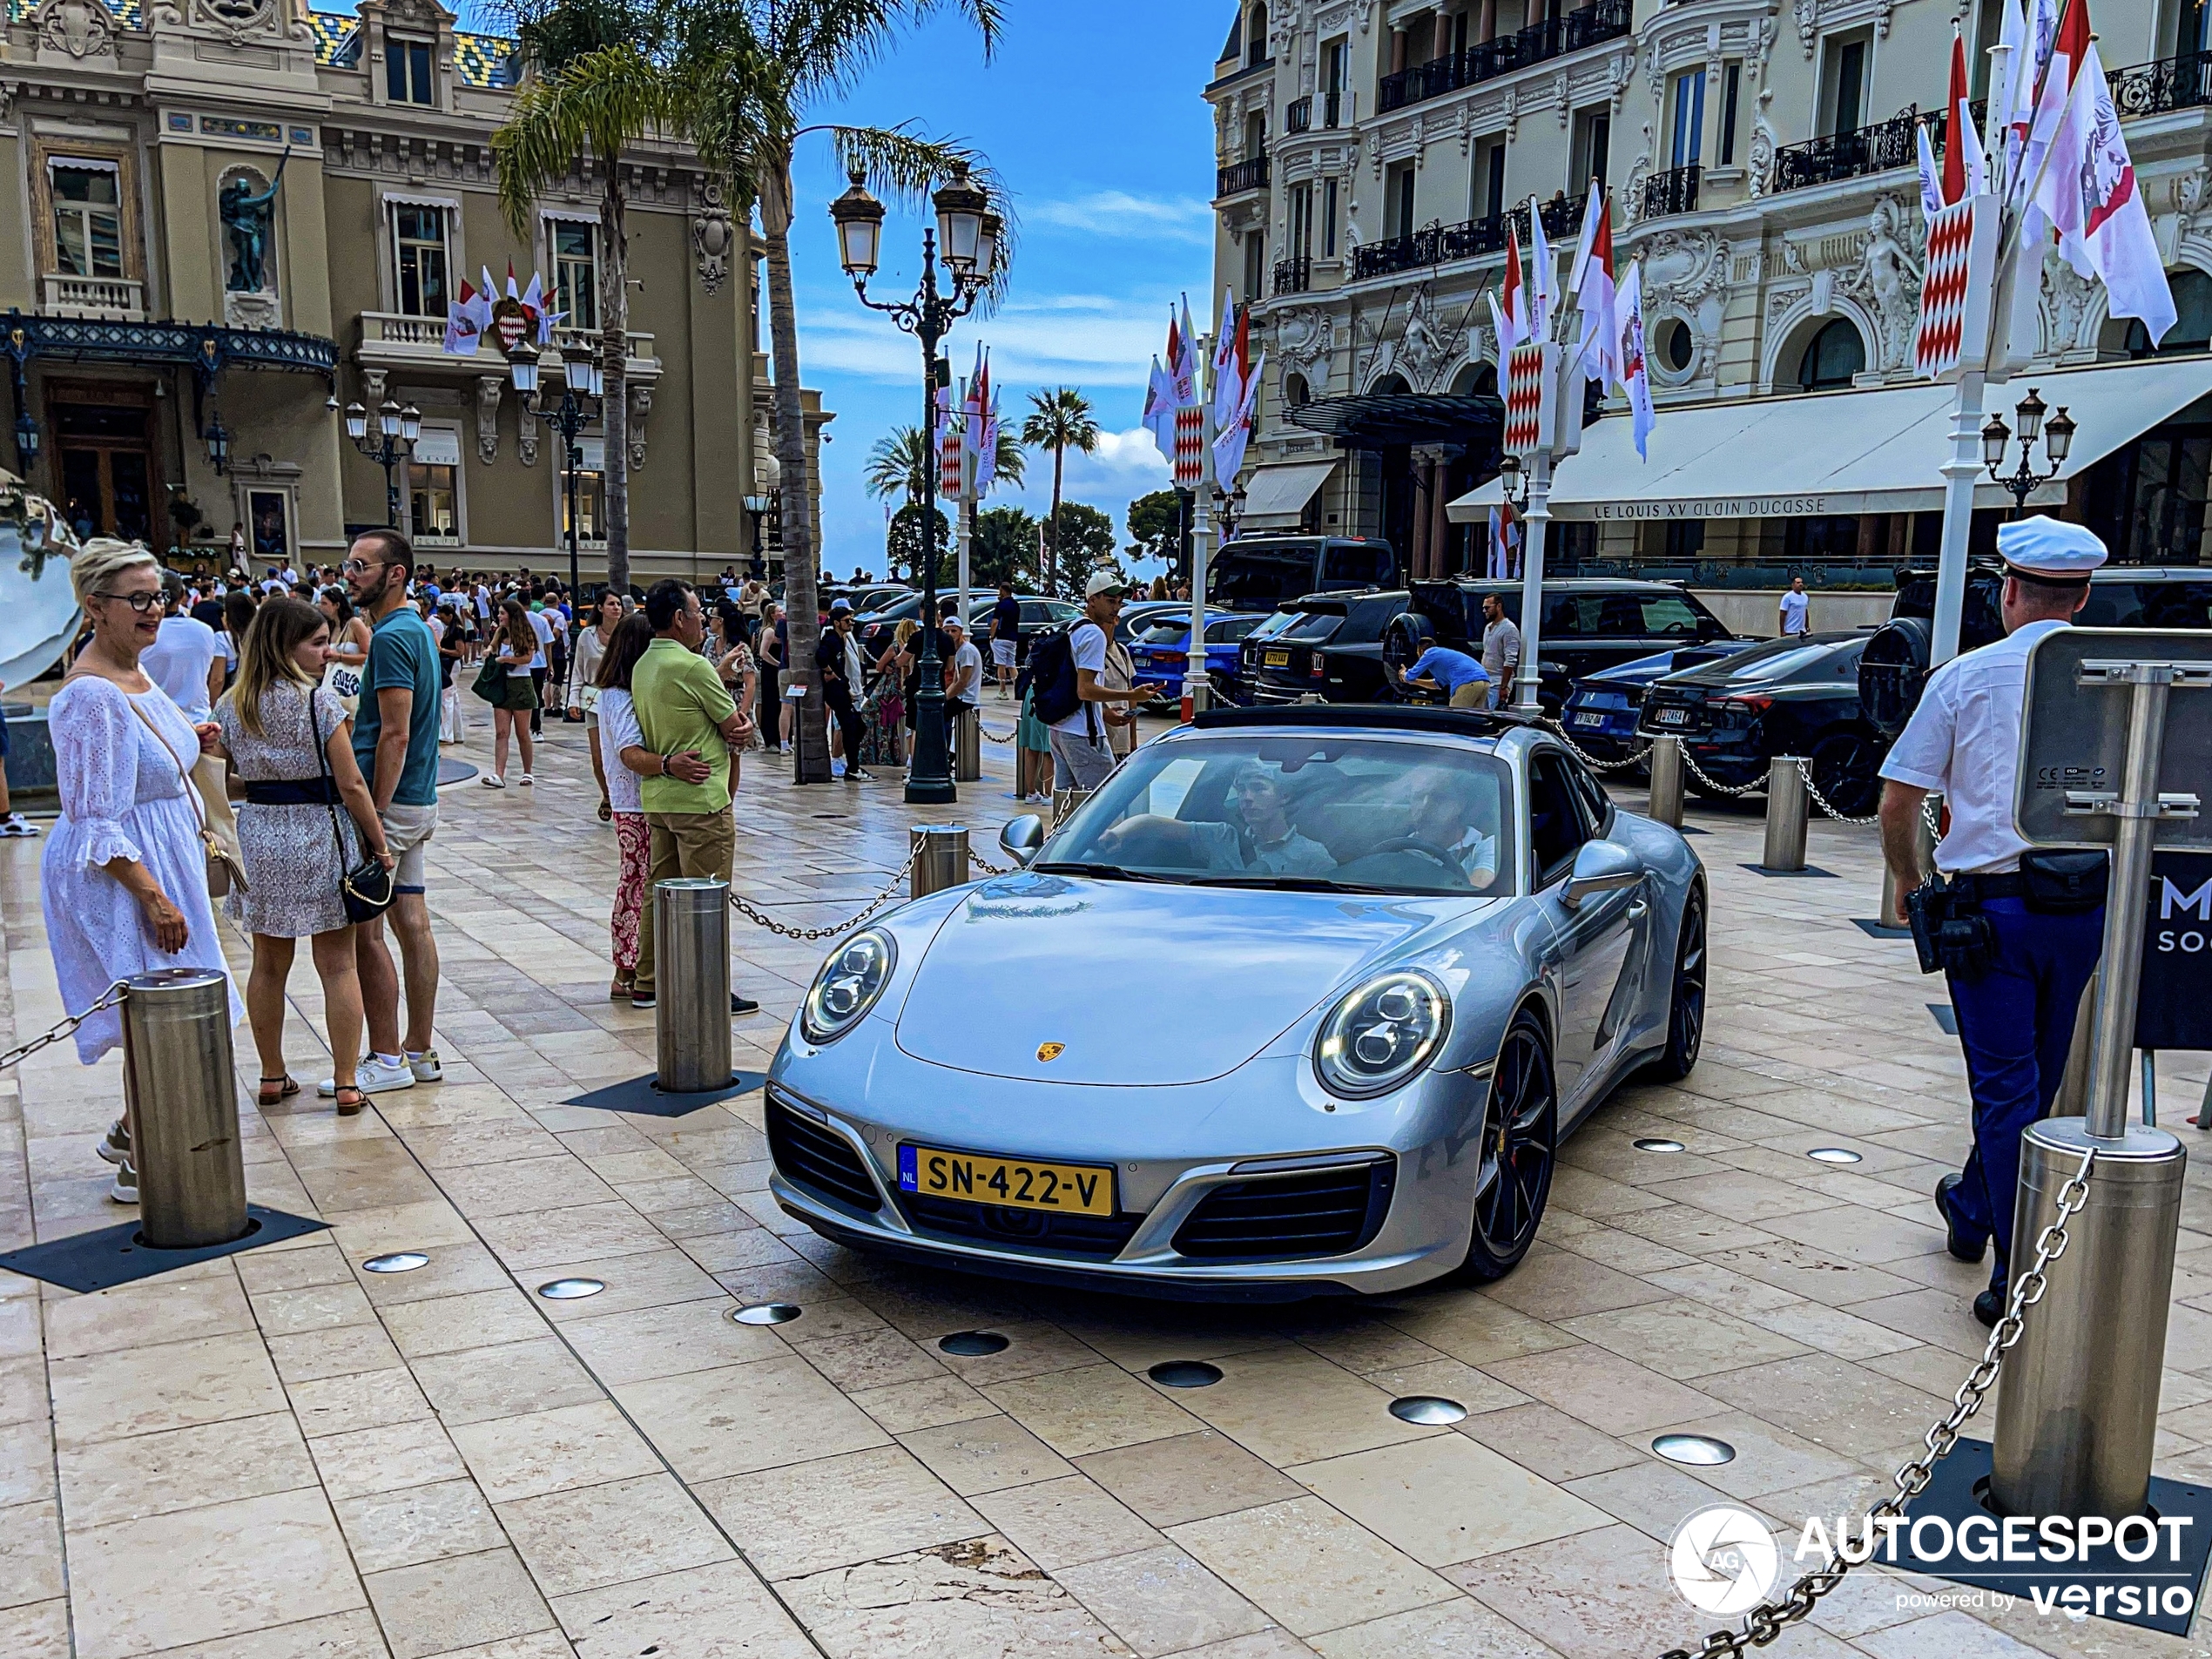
[631,806,736,995]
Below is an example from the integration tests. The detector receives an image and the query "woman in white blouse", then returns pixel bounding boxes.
[587,615,656,1001]
[42,538,242,1204]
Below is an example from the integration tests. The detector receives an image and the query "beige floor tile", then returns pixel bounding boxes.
[1638,1169,1848,1224]
[526,1249,732,1325]
[616,1357,887,1482]
[49,1331,287,1447]
[381,1289,549,1359]
[1170,1633,1315,1659]
[0,1417,56,1507]
[364,1546,556,1659]
[0,1499,64,1609]
[1697,1353,1951,1462]
[1554,1298,1814,1380]
[897,1412,1076,1495]
[548,1561,835,1659]
[497,1472,732,1598]
[1481,1345,1724,1436]
[138,1607,391,1658]
[1169,1346,1438,1467]
[1075,1429,1306,1527]
[334,1478,506,1574]
[267,1324,408,1386]
[1306,1597,1562,1659]
[1446,1521,1710,1659]
[1558,1458,1747,1541]
[1854,1609,2055,1659]
[43,1273,256,1359]
[778,1534,1130,1659]
[447,1402,662,1502]
[411,1339,605,1426]
[0,1598,71,1659]
[1353,1358,1529,1415]
[1451,1402,1649,1484]
[288,1367,436,1439]
[980,1362,1204,1459]
[1737,1298,1926,1362]
[249,1279,381,1338]
[1379,1292,1577,1368]
[353,1244,515,1310]
[696,1444,982,1580]
[790,1325,951,1392]
[475,1203,670,1271]
[419,1632,576,1659]
[435,1155,621,1218]
[1479,1247,1676,1320]
[59,1410,318,1527]
[972,1474,1163,1572]
[70,1487,366,1659]
[847,1373,1000,1433]
[1168,1496,1454,1637]
[309,1419,470,1501]
[1293,1433,1612,1567]
[1629,1411,1861,1501]
[1757,1206,1955,1267]
[1055,1543,1271,1658]
[558,1296,786,1385]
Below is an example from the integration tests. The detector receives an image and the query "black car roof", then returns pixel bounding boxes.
[1191,704,1536,738]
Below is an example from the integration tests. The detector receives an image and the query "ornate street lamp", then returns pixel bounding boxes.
[1495,451,1531,514]
[510,342,602,601]
[335,395,416,528]
[832,162,1001,804]
[204,409,232,476]
[1982,387,2076,515]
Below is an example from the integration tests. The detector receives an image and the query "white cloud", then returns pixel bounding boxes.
[797,291,1177,391]
[1028,191,1215,245]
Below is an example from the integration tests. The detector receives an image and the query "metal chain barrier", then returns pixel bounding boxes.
[1792,759,1882,826]
[968,846,1014,876]
[0,981,127,1071]
[725,843,925,941]
[1659,1144,2098,1659]
[979,725,1017,745]
[1922,795,1943,840]
[1537,718,1655,773]
[1676,745,1774,799]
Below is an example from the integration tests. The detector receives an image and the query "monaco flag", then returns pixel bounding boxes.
[1944,29,1986,203]
[1143,354,1177,466]
[1568,189,1617,388]
[1527,198,1554,342]
[1494,222,1530,352]
[1616,262,1656,461]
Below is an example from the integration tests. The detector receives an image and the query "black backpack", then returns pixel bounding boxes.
[1029,623,1088,727]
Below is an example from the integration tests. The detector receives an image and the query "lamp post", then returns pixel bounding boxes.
[831,163,1001,806]
[203,409,232,477]
[1981,386,2077,516]
[513,343,603,599]
[745,449,781,581]
[339,396,421,529]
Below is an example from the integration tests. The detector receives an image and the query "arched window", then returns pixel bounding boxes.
[1452,361,1497,397]
[1796,319,1866,390]
[2125,269,2212,356]
[1284,371,1311,408]
[1248,3,1269,66]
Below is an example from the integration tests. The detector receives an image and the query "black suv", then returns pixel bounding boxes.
[1238,591,1412,703]
[1858,563,2212,741]
[1638,632,1885,813]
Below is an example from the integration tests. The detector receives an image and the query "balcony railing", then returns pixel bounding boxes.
[1273,256,1312,295]
[1770,109,1920,194]
[1217,157,1270,197]
[1324,89,1344,127]
[1285,97,1313,133]
[1376,0,1630,114]
[1637,165,1700,220]
[2110,48,2212,116]
[358,311,657,366]
[43,274,145,320]
[1351,196,1585,281]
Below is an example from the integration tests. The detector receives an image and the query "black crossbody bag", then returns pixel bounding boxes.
[310,691,395,924]
[2019,848,2108,914]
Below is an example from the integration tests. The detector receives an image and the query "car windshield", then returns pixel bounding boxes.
[1137,620,1190,645]
[1275,609,1345,644]
[1710,641,1839,682]
[1040,735,1517,897]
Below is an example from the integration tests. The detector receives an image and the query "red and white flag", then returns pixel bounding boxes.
[1492,223,1529,354]
[443,279,491,354]
[1568,190,1617,387]
[1487,502,1520,579]
[1918,122,1946,219]
[1210,287,1250,442]
[1212,350,1264,492]
[1944,30,1986,202]
[973,349,1001,497]
[1171,294,1206,489]
[1616,262,1656,462]
[1527,199,1554,342]
[936,383,963,501]
[1142,354,1177,466]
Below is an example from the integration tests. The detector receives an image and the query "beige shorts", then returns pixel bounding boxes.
[381,800,438,894]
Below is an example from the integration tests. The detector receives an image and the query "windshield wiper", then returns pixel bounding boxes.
[1184,874,1400,894]
[1028,861,1172,882]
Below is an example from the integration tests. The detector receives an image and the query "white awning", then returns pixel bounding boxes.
[1447,357,2212,523]
[1238,459,1339,529]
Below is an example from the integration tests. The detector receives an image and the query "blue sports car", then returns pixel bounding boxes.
[1561,640,1765,763]
[1130,610,1271,705]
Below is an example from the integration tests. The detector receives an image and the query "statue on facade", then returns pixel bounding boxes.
[219,149,288,293]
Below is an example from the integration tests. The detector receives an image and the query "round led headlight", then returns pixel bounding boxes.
[800,928,897,1044]
[1313,970,1452,1099]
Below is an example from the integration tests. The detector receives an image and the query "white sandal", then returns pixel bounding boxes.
[481,774,506,789]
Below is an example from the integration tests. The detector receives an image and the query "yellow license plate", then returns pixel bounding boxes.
[898,1145,1115,1216]
[1264,650,1291,667]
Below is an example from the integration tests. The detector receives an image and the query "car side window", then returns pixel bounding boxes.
[1563,754,1613,837]
[1209,617,1263,644]
[1528,753,1590,887]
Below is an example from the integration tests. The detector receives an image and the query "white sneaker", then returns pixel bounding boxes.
[95,1117,131,1165]
[407,1049,443,1083]
[108,1161,138,1204]
[318,1055,415,1096]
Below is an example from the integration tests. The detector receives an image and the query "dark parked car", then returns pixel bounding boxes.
[1560,639,1768,762]
[1638,632,1884,813]
[1859,562,2212,742]
[1130,610,1270,705]
[855,592,1081,664]
[1238,591,1414,704]
[1209,535,1397,611]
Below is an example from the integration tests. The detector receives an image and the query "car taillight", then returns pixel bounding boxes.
[1309,654,1325,679]
[1716,694,1772,712]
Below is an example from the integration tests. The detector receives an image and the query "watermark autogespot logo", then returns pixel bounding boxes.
[1669,1505,1780,1615]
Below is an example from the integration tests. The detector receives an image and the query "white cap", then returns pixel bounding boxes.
[1996,516,2107,579]
[1084,570,1127,598]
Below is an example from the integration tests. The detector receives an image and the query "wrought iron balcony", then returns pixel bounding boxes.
[1285,97,1313,133]
[1637,165,1700,220]
[1350,197,1582,281]
[2110,49,2212,116]
[1217,157,1271,197]
[1273,256,1312,295]
[1770,109,1920,194]
[1376,0,1630,114]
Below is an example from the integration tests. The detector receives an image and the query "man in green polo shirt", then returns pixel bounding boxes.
[630,578,757,1011]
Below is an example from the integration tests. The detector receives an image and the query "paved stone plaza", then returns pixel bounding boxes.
[2,711,2209,1659]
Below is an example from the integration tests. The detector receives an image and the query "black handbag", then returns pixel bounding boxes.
[2020,848,2109,914]
[310,691,395,924]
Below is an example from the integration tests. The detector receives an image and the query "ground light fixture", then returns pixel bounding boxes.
[938,1331,1010,1356]
[1981,386,2076,514]
[1635,1137,1687,1153]
[1390,1395,1469,1425]
[1148,1360,1223,1388]
[732,1302,801,1325]
[536,1278,604,1299]
[1807,1147,1865,1164]
[361,1251,428,1272]
[1654,1433,1737,1466]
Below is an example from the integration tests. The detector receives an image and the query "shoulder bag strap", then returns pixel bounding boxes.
[307,689,353,867]
[123,691,211,842]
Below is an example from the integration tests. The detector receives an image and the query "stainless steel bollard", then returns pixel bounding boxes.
[954,709,981,782]
[1645,736,1684,828]
[653,878,732,1092]
[1990,1116,2187,1518]
[123,969,248,1249]
[1052,787,1090,825]
[1762,757,1810,872]
[910,825,971,900]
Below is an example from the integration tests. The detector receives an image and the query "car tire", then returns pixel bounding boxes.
[1639,887,1707,1082]
[1459,1006,1558,1281]
[1808,730,1881,818]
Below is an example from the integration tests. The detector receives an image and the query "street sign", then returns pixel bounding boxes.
[2015,629,2212,852]
[2138,851,2212,1050]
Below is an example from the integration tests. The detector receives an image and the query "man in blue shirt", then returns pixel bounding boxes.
[333,529,445,1096]
[1399,644,1491,707]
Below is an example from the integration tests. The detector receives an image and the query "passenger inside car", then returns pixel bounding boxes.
[1094,765,1332,876]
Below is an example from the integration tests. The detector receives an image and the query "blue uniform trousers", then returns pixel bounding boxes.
[1941,896,2104,1289]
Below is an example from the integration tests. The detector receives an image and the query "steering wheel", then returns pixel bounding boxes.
[1363,835,1464,872]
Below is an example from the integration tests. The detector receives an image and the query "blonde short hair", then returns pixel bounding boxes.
[71,536,158,610]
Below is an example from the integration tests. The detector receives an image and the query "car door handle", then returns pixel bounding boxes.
[1626,900,1649,920]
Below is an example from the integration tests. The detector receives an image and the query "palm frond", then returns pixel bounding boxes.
[863,425,931,502]
[1018,387,1101,455]
[491,44,685,236]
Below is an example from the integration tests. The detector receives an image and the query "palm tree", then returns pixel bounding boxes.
[494,0,691,597]
[671,0,1005,784]
[1019,387,1098,583]
[863,421,1026,507]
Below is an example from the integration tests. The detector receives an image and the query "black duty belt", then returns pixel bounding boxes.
[1947,871,2025,902]
[243,779,342,806]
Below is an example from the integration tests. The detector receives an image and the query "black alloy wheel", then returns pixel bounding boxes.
[1641,888,1707,1082]
[1808,730,1881,818]
[1461,1008,1558,1280]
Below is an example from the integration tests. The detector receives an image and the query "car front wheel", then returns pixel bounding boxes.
[1460,1007,1557,1280]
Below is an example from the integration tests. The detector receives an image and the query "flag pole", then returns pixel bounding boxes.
[1931,370,1988,667]
[1184,328,1216,722]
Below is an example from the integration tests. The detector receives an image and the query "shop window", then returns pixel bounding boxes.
[1797,319,1866,390]
[551,219,597,332]
[393,204,449,318]
[1784,515,1863,561]
[408,427,462,546]
[50,161,125,279]
[387,38,435,105]
[2124,269,2212,356]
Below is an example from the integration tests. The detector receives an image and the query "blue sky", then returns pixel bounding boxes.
[776,1,1224,578]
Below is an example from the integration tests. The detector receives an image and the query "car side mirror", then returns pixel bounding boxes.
[1562,839,1642,910]
[1000,814,1046,867]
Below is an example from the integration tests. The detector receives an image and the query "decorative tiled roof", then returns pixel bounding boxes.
[303,11,519,89]
[304,10,362,67]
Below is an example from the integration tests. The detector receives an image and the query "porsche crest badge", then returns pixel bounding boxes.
[1036,1042,1065,1062]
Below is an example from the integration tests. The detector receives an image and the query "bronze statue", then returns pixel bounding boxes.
[219,147,289,294]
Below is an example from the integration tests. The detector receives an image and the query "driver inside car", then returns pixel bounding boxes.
[1403,765,1501,890]
[1095,764,1333,876]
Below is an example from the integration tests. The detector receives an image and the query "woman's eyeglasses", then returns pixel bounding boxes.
[92,590,163,614]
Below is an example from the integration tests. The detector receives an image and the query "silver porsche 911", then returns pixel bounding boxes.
[764,705,1707,1299]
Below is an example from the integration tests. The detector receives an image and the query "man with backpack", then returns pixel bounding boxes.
[1032,572,1151,792]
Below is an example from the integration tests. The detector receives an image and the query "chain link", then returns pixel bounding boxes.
[0,981,128,1071]
[1537,718,1655,773]
[1676,745,1774,799]
[1921,796,1943,840]
[1658,1144,2097,1659]
[1791,759,1882,826]
[968,846,1014,876]
[726,844,926,941]
[979,725,1017,745]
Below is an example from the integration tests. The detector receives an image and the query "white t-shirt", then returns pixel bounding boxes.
[1050,621,1109,738]
[597,686,646,815]
[527,609,553,670]
[948,641,982,702]
[140,615,221,722]
[1877,618,2069,875]
[1779,590,1811,635]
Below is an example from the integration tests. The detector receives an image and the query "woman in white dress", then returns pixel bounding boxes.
[42,538,242,1204]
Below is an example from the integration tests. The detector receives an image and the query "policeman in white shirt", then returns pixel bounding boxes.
[1875,516,2107,1330]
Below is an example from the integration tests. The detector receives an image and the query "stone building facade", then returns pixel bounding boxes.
[1207,0,2212,590]
[3,0,824,582]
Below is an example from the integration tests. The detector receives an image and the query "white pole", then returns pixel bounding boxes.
[1932,368,1986,666]
[1184,340,1216,718]
[1514,449,1552,712]
[957,495,972,634]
